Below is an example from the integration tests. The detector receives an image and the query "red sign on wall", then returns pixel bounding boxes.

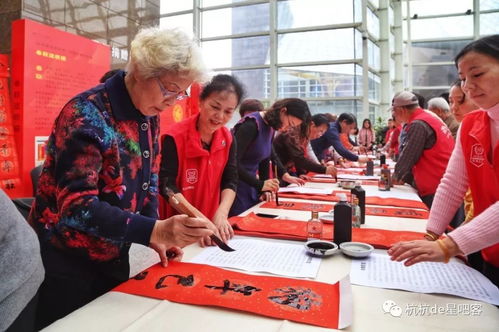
[10,19,110,197]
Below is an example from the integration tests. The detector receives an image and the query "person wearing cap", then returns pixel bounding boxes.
[391,91,455,209]
[311,112,369,163]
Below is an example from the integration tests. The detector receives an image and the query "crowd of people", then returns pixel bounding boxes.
[1,26,497,331]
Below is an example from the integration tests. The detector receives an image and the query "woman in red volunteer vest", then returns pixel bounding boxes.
[389,35,499,287]
[159,75,244,246]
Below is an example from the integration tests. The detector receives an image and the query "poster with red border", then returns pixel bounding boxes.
[10,19,110,197]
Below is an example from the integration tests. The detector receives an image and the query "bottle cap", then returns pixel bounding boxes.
[338,193,348,202]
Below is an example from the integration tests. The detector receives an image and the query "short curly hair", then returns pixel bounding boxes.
[126,27,207,81]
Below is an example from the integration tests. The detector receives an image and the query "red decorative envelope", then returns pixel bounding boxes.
[229,213,426,248]
[260,201,429,219]
[113,262,352,329]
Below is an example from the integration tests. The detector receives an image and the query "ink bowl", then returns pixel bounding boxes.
[319,213,334,224]
[340,180,356,189]
[339,242,374,258]
[305,240,339,257]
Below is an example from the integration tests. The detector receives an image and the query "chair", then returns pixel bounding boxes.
[30,165,43,196]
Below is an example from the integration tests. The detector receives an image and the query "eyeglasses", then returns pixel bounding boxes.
[156,78,188,101]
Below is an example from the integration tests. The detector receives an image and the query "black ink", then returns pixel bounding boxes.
[155,274,195,289]
[205,280,261,296]
[133,271,148,280]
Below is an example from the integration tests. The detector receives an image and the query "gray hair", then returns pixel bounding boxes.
[126,27,207,81]
[428,97,450,113]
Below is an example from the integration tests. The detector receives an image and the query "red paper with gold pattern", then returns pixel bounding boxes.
[260,201,429,219]
[278,192,428,210]
[230,213,425,248]
[113,262,349,329]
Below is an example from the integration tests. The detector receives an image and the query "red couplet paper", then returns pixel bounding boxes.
[113,262,352,329]
[260,201,429,219]
[229,213,425,248]
[278,192,428,210]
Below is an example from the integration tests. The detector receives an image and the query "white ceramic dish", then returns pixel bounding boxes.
[319,213,334,224]
[305,240,339,257]
[340,180,356,189]
[339,242,374,258]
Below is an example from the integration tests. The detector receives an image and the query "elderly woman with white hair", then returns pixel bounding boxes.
[29,27,217,329]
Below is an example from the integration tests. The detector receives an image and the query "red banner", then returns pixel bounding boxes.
[114,261,351,329]
[260,201,429,219]
[229,213,426,247]
[0,54,23,197]
[278,192,429,210]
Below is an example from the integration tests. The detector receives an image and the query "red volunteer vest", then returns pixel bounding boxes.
[409,108,454,196]
[460,110,499,267]
[166,114,232,219]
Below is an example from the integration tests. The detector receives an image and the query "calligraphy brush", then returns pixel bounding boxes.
[164,187,235,252]
[274,163,280,206]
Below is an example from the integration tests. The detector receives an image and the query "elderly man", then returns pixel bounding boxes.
[391,91,455,208]
[428,97,460,138]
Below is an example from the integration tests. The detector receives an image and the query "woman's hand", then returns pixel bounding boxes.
[357,156,369,163]
[261,178,279,192]
[388,238,461,266]
[149,243,183,267]
[211,211,234,244]
[149,215,215,266]
[325,165,337,176]
[299,174,311,181]
[282,172,306,185]
[259,191,275,202]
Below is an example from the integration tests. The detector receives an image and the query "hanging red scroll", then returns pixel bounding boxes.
[0,54,23,197]
[114,262,352,329]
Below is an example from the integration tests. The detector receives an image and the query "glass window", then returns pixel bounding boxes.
[389,5,394,27]
[159,14,193,35]
[368,0,379,9]
[201,0,248,7]
[389,33,395,54]
[278,64,363,98]
[201,3,269,38]
[278,28,362,63]
[307,100,363,117]
[367,8,380,39]
[481,0,499,10]
[480,12,499,36]
[160,0,192,14]
[411,40,472,63]
[368,40,380,71]
[277,0,356,29]
[412,89,449,103]
[368,72,380,102]
[412,64,458,87]
[403,0,472,17]
[405,16,473,40]
[354,0,362,23]
[215,68,270,100]
[390,58,395,82]
[202,36,270,69]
